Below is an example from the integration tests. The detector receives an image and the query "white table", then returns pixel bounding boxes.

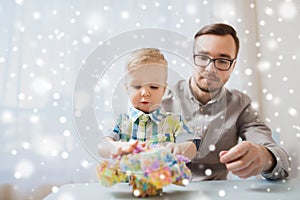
[44,178,300,200]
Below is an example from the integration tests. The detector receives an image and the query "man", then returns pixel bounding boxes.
[162,23,290,180]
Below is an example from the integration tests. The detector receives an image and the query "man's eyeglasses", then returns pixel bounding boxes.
[193,54,235,71]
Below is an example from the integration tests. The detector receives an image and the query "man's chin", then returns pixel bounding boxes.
[199,86,220,93]
[196,80,221,93]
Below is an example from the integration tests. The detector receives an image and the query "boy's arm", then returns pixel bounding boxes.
[98,137,140,158]
[167,115,198,160]
[97,137,119,158]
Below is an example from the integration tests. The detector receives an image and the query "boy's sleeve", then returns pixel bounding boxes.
[174,115,201,147]
[104,114,122,141]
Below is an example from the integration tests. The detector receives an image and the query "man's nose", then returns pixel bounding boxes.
[205,61,217,73]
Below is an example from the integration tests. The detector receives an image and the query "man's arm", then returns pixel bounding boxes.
[222,102,290,180]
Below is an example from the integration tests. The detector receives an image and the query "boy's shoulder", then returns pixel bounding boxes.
[164,112,183,121]
[115,113,131,122]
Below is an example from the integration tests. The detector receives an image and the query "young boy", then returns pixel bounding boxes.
[98,48,197,160]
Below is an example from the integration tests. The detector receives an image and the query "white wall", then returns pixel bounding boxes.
[255,0,300,177]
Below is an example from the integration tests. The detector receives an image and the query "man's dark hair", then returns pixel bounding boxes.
[194,23,240,57]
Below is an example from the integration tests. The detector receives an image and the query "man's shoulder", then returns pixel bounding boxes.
[226,88,252,105]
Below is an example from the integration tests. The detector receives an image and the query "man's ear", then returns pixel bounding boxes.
[231,60,237,70]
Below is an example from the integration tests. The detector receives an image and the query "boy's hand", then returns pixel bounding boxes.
[165,143,184,155]
[165,142,197,160]
[111,140,146,158]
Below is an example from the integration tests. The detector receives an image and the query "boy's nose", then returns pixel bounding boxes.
[141,87,150,96]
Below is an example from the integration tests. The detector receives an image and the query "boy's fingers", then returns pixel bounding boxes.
[126,146,135,153]
[165,143,175,153]
[140,142,147,147]
[128,139,138,145]
[173,147,181,155]
[111,148,121,158]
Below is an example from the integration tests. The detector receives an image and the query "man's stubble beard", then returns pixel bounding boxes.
[195,78,221,94]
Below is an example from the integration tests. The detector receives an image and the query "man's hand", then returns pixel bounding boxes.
[219,141,275,179]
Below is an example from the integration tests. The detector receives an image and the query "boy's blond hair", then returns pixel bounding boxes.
[126,48,168,72]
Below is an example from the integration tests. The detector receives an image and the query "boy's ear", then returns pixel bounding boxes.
[163,83,167,93]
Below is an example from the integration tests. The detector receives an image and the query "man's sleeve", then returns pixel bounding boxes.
[237,103,290,180]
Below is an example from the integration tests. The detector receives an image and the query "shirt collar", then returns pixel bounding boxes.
[128,106,166,124]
